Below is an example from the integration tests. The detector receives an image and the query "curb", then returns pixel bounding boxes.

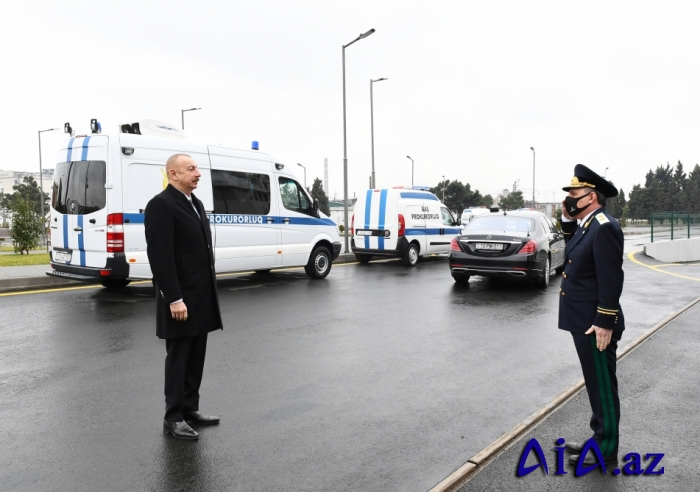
[0,253,362,294]
[429,295,700,492]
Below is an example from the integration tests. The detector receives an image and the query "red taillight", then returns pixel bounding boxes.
[398,214,405,237]
[107,213,124,253]
[517,239,538,255]
[351,214,354,236]
[450,237,461,251]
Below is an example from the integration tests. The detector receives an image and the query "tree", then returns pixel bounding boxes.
[480,195,494,207]
[307,178,330,215]
[499,190,524,211]
[0,191,9,228]
[10,196,41,254]
[9,176,49,216]
[429,179,485,215]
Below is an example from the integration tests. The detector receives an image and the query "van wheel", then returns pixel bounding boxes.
[100,278,131,289]
[305,246,332,279]
[356,254,372,264]
[402,243,420,267]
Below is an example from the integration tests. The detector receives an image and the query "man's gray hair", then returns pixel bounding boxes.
[584,187,607,207]
[165,153,192,173]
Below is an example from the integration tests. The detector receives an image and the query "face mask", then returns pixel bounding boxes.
[564,192,592,217]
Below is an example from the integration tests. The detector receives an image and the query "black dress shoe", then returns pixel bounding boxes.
[183,410,220,425]
[565,441,586,453]
[568,453,618,467]
[163,420,199,440]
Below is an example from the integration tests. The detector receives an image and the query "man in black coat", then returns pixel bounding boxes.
[558,164,625,467]
[145,153,223,440]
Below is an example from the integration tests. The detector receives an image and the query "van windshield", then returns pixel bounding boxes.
[52,161,106,215]
[466,215,534,233]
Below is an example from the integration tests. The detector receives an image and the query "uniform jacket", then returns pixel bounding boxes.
[145,184,223,339]
[558,207,624,333]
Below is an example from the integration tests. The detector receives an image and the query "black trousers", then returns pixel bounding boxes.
[164,333,208,422]
[571,331,622,457]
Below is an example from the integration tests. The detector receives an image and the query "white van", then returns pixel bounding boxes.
[350,189,461,266]
[47,120,341,288]
[460,207,489,226]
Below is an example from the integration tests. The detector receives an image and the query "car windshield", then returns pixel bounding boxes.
[465,215,535,233]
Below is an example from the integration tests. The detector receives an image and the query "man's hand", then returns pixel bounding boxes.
[170,301,188,321]
[561,200,573,220]
[585,325,613,351]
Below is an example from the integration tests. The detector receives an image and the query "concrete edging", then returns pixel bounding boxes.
[429,295,700,492]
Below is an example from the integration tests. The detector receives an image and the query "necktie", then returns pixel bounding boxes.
[188,197,201,219]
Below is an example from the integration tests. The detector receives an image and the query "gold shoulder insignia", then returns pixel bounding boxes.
[596,213,609,225]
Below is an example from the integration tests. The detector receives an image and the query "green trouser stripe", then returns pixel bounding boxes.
[599,342,618,455]
[591,336,613,456]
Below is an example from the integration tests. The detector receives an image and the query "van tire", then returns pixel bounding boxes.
[356,254,372,264]
[305,246,332,279]
[100,278,130,289]
[402,243,420,267]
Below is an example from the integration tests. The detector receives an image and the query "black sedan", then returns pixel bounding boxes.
[448,210,566,288]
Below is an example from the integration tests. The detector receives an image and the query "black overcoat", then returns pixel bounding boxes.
[145,184,223,339]
[558,207,625,334]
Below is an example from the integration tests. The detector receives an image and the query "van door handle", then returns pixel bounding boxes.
[74,227,83,232]
[266,217,274,224]
[89,219,96,224]
[283,218,290,224]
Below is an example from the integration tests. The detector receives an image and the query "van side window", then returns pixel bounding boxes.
[212,170,271,215]
[440,207,454,226]
[51,161,106,215]
[279,177,312,215]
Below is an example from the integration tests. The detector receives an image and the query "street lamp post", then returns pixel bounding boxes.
[342,28,375,253]
[442,175,446,202]
[297,163,307,188]
[406,156,414,188]
[370,77,387,189]
[38,128,58,251]
[530,147,535,208]
[181,107,201,130]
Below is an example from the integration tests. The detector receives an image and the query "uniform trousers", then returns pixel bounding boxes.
[571,331,622,457]
[164,333,208,422]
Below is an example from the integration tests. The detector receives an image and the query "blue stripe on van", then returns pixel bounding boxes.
[62,214,69,253]
[364,189,373,249]
[77,215,85,266]
[400,192,438,201]
[124,213,145,224]
[377,189,388,250]
[66,137,75,162]
[80,136,91,160]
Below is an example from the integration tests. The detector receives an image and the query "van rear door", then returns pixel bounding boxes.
[50,136,109,268]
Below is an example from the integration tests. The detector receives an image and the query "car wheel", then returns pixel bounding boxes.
[100,278,130,289]
[305,246,332,279]
[254,269,272,274]
[356,254,372,264]
[402,243,420,266]
[452,274,470,284]
[535,256,550,289]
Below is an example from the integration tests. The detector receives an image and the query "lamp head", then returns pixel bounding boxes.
[359,28,375,39]
[530,147,534,151]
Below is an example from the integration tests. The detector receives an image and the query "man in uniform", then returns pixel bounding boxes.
[145,153,223,440]
[558,164,624,466]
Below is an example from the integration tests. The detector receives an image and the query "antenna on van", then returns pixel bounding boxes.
[90,119,102,134]
[64,122,74,137]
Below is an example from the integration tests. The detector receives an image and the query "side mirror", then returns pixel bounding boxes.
[313,198,319,217]
[454,217,461,226]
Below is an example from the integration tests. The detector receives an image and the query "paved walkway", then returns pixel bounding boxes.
[457,300,700,491]
[0,264,50,279]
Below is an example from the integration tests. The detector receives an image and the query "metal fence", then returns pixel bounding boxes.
[649,213,700,242]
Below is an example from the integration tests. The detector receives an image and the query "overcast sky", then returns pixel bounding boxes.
[2,0,699,202]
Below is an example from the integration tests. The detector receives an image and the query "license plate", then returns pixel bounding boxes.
[475,243,504,250]
[53,251,72,263]
[356,230,372,236]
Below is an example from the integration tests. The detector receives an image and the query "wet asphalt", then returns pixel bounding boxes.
[0,238,698,491]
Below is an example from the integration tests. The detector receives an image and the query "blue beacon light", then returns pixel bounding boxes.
[252,141,259,150]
